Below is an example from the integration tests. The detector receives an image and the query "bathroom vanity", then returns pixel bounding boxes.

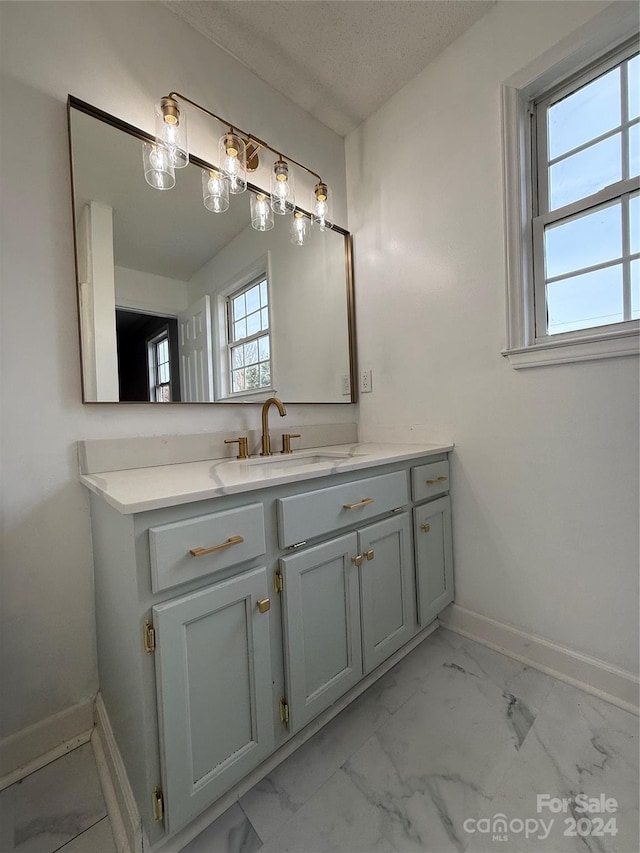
[80,439,454,850]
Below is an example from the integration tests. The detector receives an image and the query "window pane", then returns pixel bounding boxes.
[158,363,169,384]
[547,264,623,334]
[631,194,639,256]
[160,385,170,402]
[233,318,246,341]
[548,67,620,159]
[545,202,621,279]
[245,364,259,389]
[632,259,639,319]
[246,310,261,337]
[246,285,260,314]
[158,339,168,361]
[549,134,620,209]
[261,308,269,330]
[258,335,270,361]
[233,294,245,321]
[629,122,639,178]
[629,54,639,121]
[232,369,244,393]
[260,280,268,306]
[231,345,244,369]
[244,340,258,365]
[260,362,271,386]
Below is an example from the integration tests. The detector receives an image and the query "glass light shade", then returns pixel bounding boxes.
[142,142,175,190]
[311,181,332,231]
[219,132,247,194]
[251,192,274,231]
[270,159,295,215]
[155,98,188,168]
[202,169,229,213]
[290,210,308,245]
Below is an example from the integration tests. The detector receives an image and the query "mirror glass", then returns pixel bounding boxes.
[68,100,355,403]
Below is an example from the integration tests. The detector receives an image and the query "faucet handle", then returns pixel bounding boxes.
[224,436,249,459]
[281,433,301,454]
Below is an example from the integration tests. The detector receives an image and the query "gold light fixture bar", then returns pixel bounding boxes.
[164,92,323,183]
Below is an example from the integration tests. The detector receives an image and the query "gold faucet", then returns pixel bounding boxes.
[260,397,287,456]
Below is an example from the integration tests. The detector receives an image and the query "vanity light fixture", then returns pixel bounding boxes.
[290,210,308,246]
[146,92,331,237]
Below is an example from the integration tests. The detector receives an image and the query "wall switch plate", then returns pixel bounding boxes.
[341,374,351,396]
[359,369,373,393]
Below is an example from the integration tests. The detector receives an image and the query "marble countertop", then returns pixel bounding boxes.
[80,442,454,514]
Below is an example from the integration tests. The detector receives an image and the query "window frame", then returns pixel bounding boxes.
[501,9,640,369]
[147,326,172,402]
[225,273,273,397]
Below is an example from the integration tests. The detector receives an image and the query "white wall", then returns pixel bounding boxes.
[114,266,189,316]
[189,219,350,402]
[0,0,348,739]
[347,0,639,675]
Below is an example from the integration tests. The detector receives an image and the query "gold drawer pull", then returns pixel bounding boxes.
[257,598,271,613]
[426,476,448,485]
[421,523,431,533]
[364,549,374,561]
[189,535,244,557]
[343,497,375,510]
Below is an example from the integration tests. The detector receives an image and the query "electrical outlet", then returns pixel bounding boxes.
[360,369,373,393]
[341,374,351,396]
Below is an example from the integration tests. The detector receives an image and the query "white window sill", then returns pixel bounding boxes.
[502,327,639,369]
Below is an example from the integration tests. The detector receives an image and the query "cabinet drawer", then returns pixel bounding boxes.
[149,503,266,592]
[411,459,450,502]
[277,470,408,548]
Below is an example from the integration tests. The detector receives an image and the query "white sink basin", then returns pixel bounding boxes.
[242,451,350,469]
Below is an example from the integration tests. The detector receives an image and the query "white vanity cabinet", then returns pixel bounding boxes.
[83,445,454,850]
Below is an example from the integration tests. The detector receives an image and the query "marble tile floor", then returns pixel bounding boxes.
[1,629,637,853]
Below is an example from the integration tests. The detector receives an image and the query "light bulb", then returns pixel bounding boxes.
[142,142,175,190]
[290,210,308,246]
[311,181,331,231]
[271,159,295,214]
[251,192,274,231]
[155,97,188,168]
[219,132,247,194]
[202,169,229,213]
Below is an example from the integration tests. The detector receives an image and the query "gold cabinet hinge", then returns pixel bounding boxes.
[279,697,289,725]
[152,786,164,822]
[143,619,156,654]
[274,569,283,593]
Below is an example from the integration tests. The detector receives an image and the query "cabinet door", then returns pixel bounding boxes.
[414,496,454,627]
[280,533,362,732]
[359,513,415,673]
[153,567,274,832]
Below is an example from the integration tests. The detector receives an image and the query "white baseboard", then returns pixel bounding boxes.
[0,700,94,791]
[93,694,142,853]
[439,604,639,715]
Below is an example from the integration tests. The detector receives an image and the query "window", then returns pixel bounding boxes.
[227,276,271,394]
[147,328,172,402]
[533,45,639,338]
[502,15,640,368]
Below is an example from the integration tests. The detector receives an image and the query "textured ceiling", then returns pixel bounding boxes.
[164,1,495,136]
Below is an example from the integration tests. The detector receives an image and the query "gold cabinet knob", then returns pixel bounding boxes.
[257,598,271,614]
[421,523,431,533]
[364,549,375,561]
